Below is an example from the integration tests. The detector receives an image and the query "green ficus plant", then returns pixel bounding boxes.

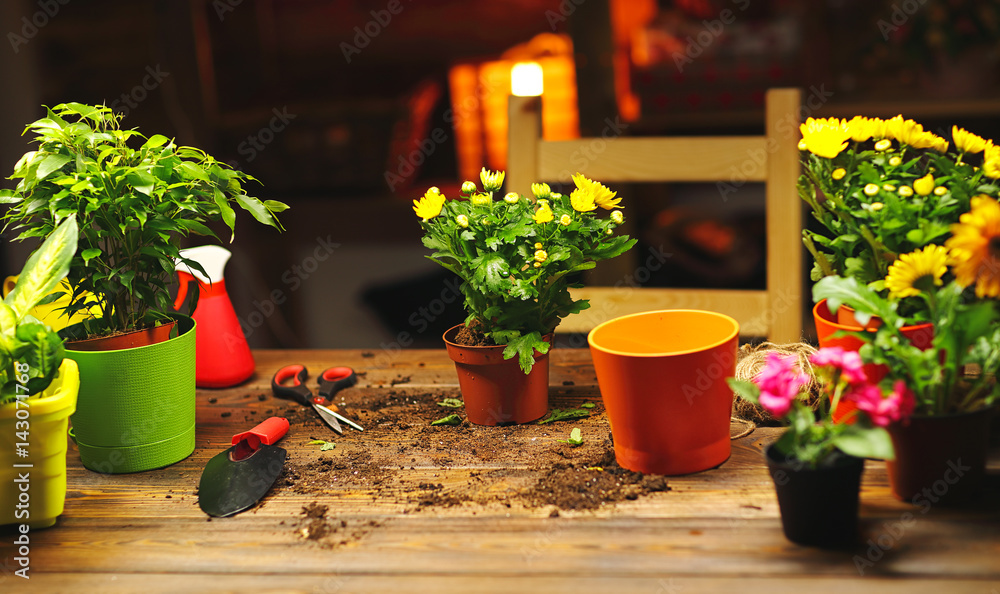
[0,103,288,339]
[414,168,636,373]
[0,216,77,403]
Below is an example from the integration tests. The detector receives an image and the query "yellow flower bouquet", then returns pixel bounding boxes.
[413,169,636,373]
[798,115,1000,294]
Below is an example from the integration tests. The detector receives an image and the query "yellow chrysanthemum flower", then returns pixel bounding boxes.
[480,167,505,192]
[934,186,947,196]
[983,144,1000,179]
[953,126,988,154]
[413,188,446,219]
[832,168,846,180]
[797,139,808,151]
[534,249,548,263]
[898,186,914,197]
[884,115,910,143]
[470,193,492,206]
[913,174,934,196]
[531,183,551,200]
[874,139,892,152]
[560,214,572,226]
[889,156,902,166]
[864,183,879,196]
[572,172,620,209]
[869,202,884,211]
[533,201,554,224]
[884,245,950,299]
[946,195,1000,297]
[569,188,597,212]
[844,116,875,143]
[799,117,850,159]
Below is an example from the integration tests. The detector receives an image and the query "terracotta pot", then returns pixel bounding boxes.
[588,309,738,475]
[64,320,176,352]
[886,406,996,504]
[442,325,551,426]
[766,444,864,547]
[835,304,881,330]
[813,299,933,422]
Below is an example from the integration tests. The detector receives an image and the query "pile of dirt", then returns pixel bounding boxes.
[524,449,671,510]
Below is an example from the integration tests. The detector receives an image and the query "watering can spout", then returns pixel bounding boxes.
[174,245,254,388]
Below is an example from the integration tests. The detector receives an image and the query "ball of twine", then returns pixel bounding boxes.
[732,341,821,424]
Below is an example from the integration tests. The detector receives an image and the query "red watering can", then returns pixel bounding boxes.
[174,245,255,388]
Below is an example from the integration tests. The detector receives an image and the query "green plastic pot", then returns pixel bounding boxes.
[0,359,79,528]
[67,315,196,473]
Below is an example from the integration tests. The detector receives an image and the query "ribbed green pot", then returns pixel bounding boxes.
[67,315,196,473]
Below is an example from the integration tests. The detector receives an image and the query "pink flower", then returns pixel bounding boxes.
[810,346,867,385]
[846,380,915,427]
[754,353,808,418]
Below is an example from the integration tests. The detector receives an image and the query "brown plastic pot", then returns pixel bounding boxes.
[65,320,176,352]
[443,325,551,426]
[886,406,996,504]
[813,299,933,422]
[588,310,738,475]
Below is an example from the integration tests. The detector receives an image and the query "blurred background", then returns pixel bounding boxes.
[2,0,999,349]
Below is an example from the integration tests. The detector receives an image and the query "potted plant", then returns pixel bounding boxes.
[728,346,908,547]
[0,103,288,472]
[814,237,1000,504]
[1,216,80,528]
[414,168,636,425]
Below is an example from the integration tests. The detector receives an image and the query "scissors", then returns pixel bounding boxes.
[270,365,364,434]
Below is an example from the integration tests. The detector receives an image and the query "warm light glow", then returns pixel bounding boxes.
[511,62,544,97]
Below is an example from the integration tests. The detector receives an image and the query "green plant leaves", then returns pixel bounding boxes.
[431,414,462,426]
[5,216,78,319]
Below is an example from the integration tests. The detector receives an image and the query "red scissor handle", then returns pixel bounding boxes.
[317,367,357,401]
[271,365,312,406]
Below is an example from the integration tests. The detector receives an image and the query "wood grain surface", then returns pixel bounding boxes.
[2,349,998,594]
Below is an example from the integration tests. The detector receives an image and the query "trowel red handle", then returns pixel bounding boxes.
[231,416,289,447]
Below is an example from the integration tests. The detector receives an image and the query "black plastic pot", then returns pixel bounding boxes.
[765,443,864,547]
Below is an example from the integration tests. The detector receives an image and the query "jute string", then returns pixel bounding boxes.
[730,342,822,436]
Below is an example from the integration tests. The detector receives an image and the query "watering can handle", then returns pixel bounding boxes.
[173,271,196,311]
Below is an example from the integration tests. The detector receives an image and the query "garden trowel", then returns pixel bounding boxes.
[198,416,289,517]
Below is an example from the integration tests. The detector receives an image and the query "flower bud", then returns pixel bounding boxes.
[863,183,879,196]
[610,210,624,224]
[461,181,477,194]
[898,186,914,197]
[875,139,892,151]
[470,193,492,206]
[933,186,947,196]
[531,183,551,200]
[504,192,519,204]
[534,249,548,263]
[456,214,469,228]
[889,156,902,166]
[913,173,934,196]
[560,214,572,226]
[832,168,846,180]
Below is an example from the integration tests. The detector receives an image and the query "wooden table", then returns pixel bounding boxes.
[3,349,999,593]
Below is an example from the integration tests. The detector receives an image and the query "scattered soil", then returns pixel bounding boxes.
[268,383,676,515]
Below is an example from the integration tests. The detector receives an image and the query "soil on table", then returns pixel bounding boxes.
[260,382,673,516]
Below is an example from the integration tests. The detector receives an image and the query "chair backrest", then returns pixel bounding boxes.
[506,88,803,343]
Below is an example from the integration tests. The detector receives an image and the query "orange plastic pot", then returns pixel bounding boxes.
[588,310,738,475]
[443,325,551,426]
[813,300,933,422]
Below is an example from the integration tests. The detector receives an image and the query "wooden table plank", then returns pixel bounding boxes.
[2,349,999,594]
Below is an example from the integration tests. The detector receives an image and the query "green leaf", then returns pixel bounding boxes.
[832,426,895,461]
[5,216,78,319]
[143,134,170,149]
[263,200,290,213]
[213,188,237,239]
[235,194,280,229]
[580,402,595,409]
[308,439,336,451]
[81,248,102,265]
[35,154,71,181]
[437,398,464,408]
[557,427,584,446]
[501,331,549,373]
[538,408,590,424]
[431,414,462,426]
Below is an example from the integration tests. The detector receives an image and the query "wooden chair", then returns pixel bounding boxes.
[506,88,803,343]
